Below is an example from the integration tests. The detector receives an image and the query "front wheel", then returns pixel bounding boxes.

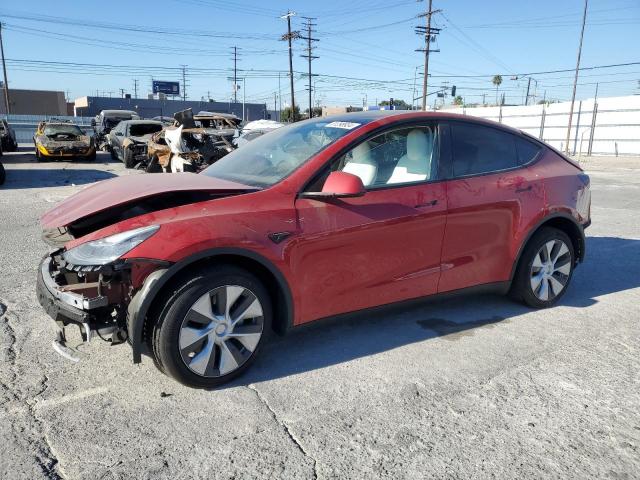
[510,227,575,308]
[151,265,272,388]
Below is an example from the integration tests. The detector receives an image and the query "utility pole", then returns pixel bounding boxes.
[416,0,441,111]
[119,88,125,98]
[278,72,282,119]
[133,79,138,99]
[181,65,188,101]
[274,92,277,120]
[300,17,318,119]
[281,11,300,122]
[565,0,588,154]
[231,46,240,103]
[525,77,531,105]
[0,23,11,114]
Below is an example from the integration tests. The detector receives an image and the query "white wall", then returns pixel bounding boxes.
[440,95,640,156]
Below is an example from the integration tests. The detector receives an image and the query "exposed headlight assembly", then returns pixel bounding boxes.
[63,225,159,266]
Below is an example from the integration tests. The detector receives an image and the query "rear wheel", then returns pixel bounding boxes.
[0,161,5,185]
[510,227,575,308]
[151,265,271,388]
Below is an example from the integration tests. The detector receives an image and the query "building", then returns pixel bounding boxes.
[74,96,269,121]
[0,88,67,115]
[322,106,363,117]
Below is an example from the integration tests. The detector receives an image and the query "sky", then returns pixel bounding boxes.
[1,0,639,109]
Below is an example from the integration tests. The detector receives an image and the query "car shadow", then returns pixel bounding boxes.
[1,166,117,189]
[222,235,640,388]
[0,150,122,188]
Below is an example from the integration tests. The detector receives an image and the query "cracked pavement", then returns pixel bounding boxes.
[0,148,638,479]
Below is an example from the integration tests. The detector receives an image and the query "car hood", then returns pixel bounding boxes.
[41,173,255,230]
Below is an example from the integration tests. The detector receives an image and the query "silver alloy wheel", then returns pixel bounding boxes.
[178,285,264,378]
[530,239,572,301]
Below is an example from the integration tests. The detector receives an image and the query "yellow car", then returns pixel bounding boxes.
[34,121,96,161]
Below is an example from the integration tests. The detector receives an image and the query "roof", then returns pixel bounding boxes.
[100,110,138,116]
[194,111,241,120]
[118,120,163,126]
[318,110,524,136]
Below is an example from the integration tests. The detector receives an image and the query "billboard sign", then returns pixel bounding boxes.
[152,81,180,96]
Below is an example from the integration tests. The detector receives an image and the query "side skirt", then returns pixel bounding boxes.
[288,281,511,334]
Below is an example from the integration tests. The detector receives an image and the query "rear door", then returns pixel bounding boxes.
[439,121,544,293]
[291,122,448,323]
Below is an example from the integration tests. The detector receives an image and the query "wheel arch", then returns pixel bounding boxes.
[510,212,586,282]
[129,248,294,363]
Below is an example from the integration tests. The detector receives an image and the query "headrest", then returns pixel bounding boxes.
[406,129,433,162]
[351,141,372,164]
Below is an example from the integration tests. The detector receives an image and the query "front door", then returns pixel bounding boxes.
[291,123,448,323]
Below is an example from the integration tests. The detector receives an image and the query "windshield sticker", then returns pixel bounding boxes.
[325,121,361,130]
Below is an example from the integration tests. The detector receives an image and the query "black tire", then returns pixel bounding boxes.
[110,146,118,160]
[510,227,575,308]
[151,265,272,388]
[34,145,43,162]
[123,148,135,168]
[0,161,5,186]
[84,151,97,161]
[146,156,162,173]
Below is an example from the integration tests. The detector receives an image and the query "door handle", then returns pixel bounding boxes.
[515,185,532,193]
[415,199,438,208]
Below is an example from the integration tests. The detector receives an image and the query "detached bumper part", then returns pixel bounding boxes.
[36,256,126,361]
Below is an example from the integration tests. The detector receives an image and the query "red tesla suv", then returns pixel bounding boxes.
[37,111,591,388]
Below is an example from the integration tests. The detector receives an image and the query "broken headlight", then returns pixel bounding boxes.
[63,225,159,266]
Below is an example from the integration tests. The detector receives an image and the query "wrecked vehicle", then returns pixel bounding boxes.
[145,109,236,173]
[36,111,591,388]
[34,120,96,161]
[108,120,163,168]
[92,110,139,150]
[0,119,18,151]
[234,119,284,148]
[0,146,5,185]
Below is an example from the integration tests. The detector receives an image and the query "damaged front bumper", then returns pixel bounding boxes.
[36,254,128,361]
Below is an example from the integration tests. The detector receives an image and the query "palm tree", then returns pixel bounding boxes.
[492,75,503,105]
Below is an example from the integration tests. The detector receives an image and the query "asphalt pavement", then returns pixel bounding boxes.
[0,147,638,479]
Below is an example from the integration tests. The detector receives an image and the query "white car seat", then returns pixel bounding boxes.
[342,141,377,186]
[387,129,433,184]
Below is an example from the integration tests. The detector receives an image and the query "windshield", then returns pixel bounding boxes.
[105,116,132,128]
[202,119,361,187]
[129,123,163,137]
[44,124,84,138]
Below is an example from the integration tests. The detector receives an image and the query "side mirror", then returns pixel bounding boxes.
[299,171,366,200]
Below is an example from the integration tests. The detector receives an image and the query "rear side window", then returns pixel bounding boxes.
[515,136,542,165]
[451,123,519,177]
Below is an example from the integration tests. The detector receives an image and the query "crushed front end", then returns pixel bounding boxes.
[37,250,133,360]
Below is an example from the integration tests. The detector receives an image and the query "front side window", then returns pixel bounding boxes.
[451,123,519,177]
[323,125,439,189]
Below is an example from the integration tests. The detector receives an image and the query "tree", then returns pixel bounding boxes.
[378,99,412,110]
[281,105,301,122]
[453,95,464,106]
[304,107,323,119]
[492,75,503,105]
